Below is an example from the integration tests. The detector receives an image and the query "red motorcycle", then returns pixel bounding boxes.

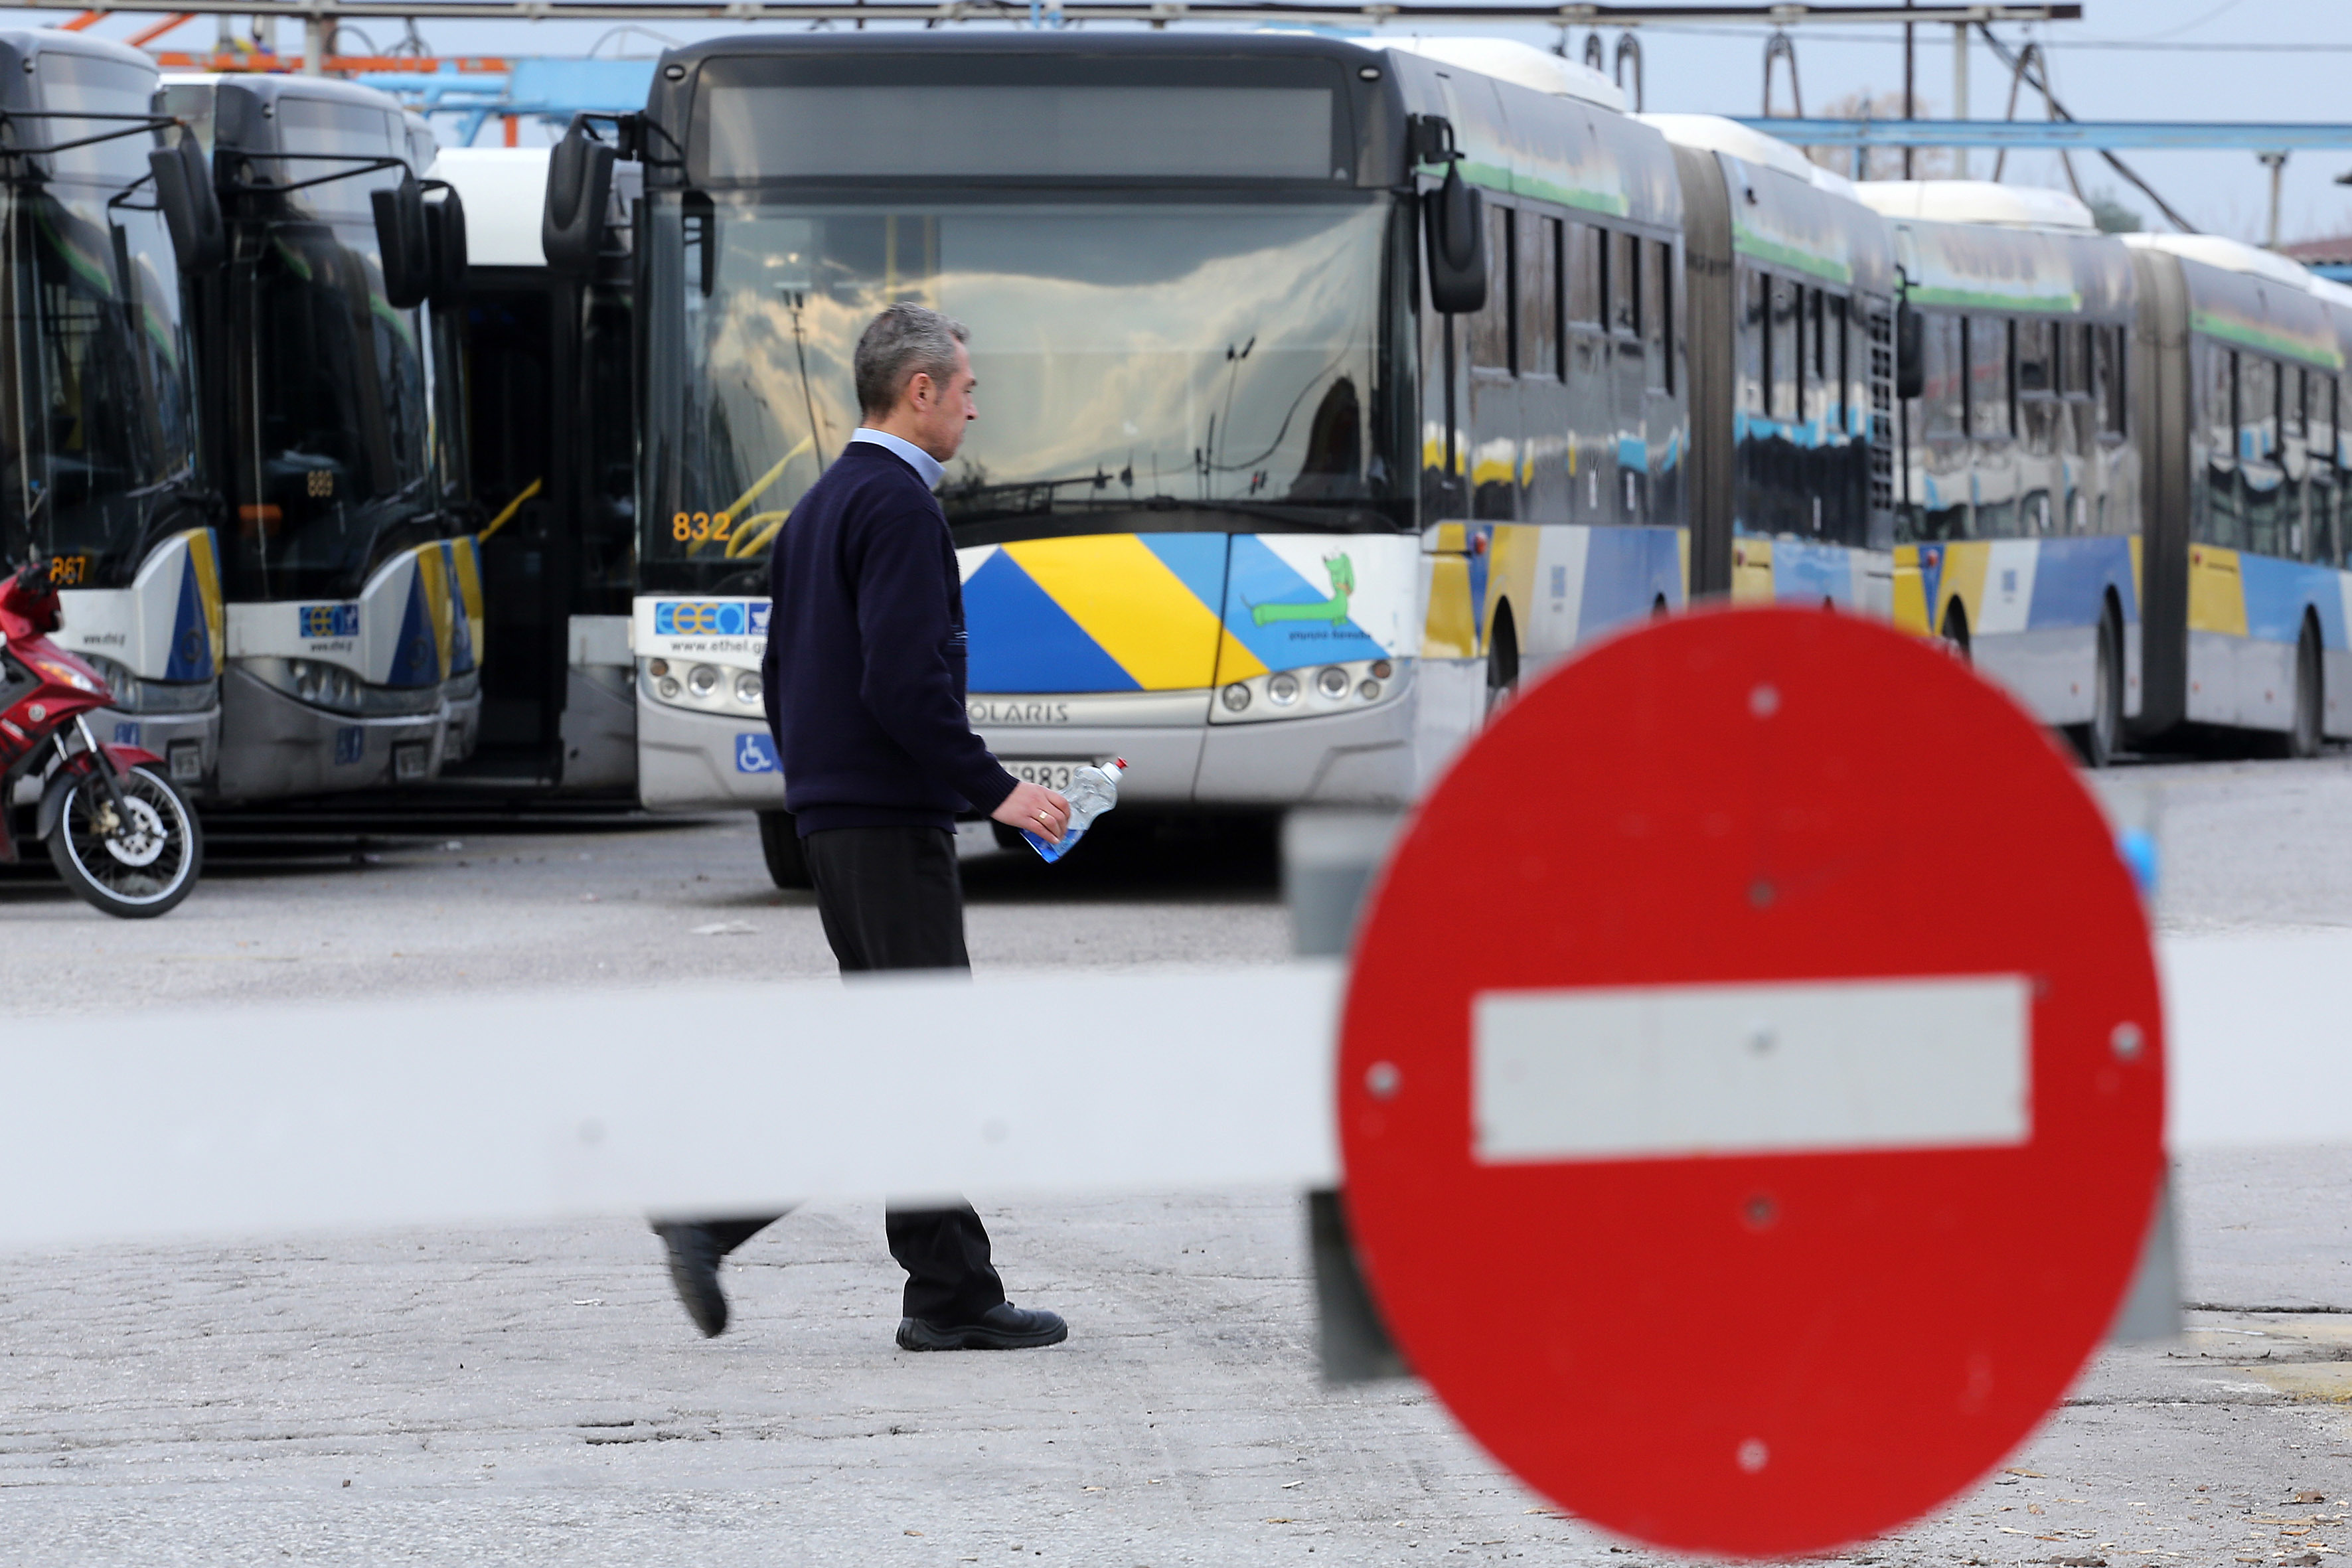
[0,560,202,917]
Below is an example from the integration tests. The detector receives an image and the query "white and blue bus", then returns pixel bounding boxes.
[163,72,481,801]
[546,31,1705,880]
[1,32,216,791]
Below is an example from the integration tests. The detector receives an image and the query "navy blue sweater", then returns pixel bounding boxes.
[761,441,1018,837]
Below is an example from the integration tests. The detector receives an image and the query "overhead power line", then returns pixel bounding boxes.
[1971,22,2197,236]
[0,0,2086,21]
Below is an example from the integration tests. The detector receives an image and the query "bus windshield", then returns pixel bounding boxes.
[228,214,436,601]
[646,198,1396,584]
[0,181,200,588]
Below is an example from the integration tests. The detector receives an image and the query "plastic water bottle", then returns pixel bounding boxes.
[1024,758,1126,864]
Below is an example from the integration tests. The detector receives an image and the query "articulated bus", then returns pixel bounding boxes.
[547,31,1709,876]
[2127,232,2352,757]
[161,73,481,801]
[1644,114,1897,615]
[1861,181,2143,764]
[1,32,218,791]
[521,33,2349,868]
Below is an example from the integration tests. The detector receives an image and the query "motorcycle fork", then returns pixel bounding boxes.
[71,714,135,828]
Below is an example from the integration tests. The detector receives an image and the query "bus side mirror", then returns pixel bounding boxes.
[543,116,615,277]
[1424,159,1488,316]
[425,184,467,310]
[373,173,431,309]
[147,134,224,274]
[1896,304,1925,400]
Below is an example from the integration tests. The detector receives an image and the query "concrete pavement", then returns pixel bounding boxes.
[3,758,2351,1562]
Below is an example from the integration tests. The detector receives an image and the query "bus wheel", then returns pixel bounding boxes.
[757,809,814,890]
[2075,607,2124,769]
[2290,622,2325,760]
[1939,601,1972,665]
[1485,605,1520,722]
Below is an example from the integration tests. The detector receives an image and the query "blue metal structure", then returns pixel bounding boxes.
[1732,119,2352,151]
[354,58,656,142]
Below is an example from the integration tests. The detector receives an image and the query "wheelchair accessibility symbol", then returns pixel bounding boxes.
[735,732,779,774]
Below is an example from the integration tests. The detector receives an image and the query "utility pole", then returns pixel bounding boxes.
[2260,151,2288,249]
[303,15,323,74]
[1952,21,1970,179]
[1903,0,1916,179]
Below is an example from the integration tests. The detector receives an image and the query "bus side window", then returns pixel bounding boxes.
[1520,213,1559,380]
[1922,312,1964,443]
[1737,264,1765,417]
[1470,204,1515,374]
[1966,317,2012,442]
[1643,238,1668,391]
[2109,326,2129,436]
[1611,230,1638,337]
[1770,275,1798,424]
[1828,294,1847,435]
[1567,222,1601,327]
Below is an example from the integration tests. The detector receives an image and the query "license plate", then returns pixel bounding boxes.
[1000,759,1082,791]
[392,741,430,782]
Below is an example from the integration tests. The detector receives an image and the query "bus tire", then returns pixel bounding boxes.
[2290,620,2324,760]
[2074,604,2124,769]
[1485,603,1520,721]
[1940,600,1972,665]
[757,809,814,890]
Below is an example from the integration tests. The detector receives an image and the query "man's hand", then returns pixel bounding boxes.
[992,781,1071,843]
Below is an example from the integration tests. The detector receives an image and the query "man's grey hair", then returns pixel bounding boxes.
[854,302,970,418]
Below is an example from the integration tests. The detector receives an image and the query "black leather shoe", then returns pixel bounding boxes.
[896,1302,1068,1352]
[652,1223,729,1338]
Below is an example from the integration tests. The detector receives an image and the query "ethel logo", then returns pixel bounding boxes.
[969,700,1071,726]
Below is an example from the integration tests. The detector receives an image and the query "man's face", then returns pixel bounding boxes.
[906,342,978,463]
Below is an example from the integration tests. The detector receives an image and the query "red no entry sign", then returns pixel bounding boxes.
[1338,608,2163,1557]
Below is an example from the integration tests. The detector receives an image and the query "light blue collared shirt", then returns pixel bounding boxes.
[848,427,945,490]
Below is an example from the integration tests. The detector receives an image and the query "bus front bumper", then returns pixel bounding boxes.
[95,706,219,796]
[637,694,785,812]
[214,665,450,803]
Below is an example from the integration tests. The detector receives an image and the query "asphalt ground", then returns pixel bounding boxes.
[2,757,2351,1564]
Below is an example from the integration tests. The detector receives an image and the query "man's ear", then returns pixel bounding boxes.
[904,372,935,411]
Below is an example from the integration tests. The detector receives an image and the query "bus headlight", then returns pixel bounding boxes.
[643,657,765,718]
[1210,657,1409,724]
[81,653,214,714]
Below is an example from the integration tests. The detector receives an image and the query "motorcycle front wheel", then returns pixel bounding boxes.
[46,763,202,918]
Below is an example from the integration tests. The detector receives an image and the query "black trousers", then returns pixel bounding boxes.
[705,824,1005,1326]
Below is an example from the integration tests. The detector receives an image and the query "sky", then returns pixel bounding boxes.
[17,0,2352,245]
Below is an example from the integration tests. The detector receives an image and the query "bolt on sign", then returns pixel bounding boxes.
[1338,607,2163,1557]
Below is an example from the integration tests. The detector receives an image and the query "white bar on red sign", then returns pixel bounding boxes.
[1472,976,2033,1164]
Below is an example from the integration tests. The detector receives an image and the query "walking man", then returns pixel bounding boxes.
[653,303,1071,1352]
